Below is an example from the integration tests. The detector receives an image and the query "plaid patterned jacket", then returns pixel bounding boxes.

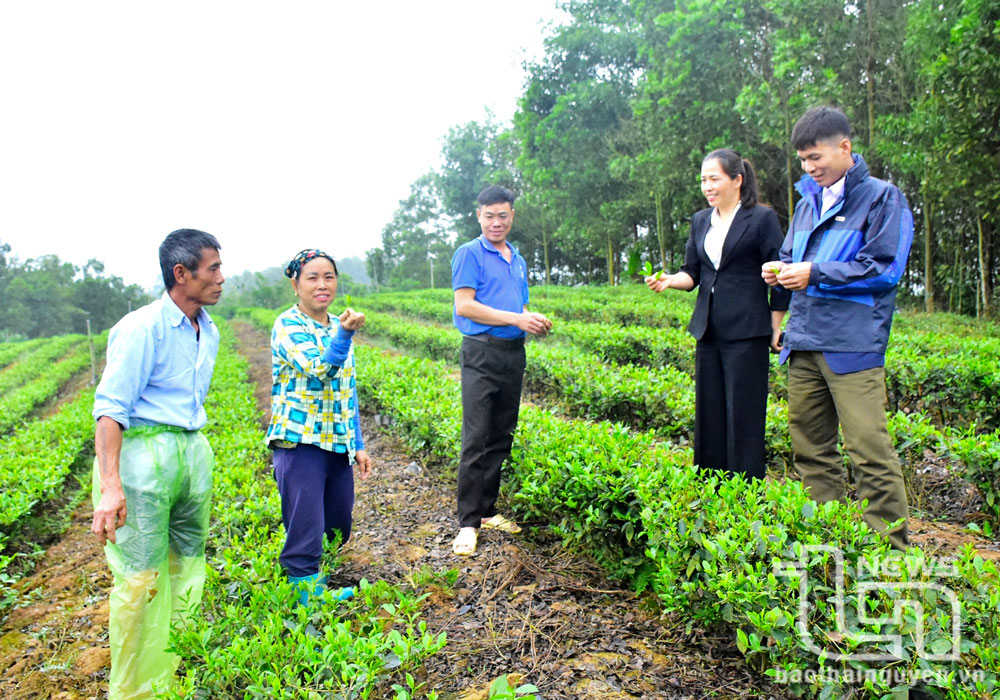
[265,305,360,459]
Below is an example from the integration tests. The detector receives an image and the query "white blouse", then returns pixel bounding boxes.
[703,203,741,269]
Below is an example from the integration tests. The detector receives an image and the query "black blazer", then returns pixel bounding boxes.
[680,204,791,341]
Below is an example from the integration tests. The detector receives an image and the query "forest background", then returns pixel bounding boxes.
[1,0,998,339]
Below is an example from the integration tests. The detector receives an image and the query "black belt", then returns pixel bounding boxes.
[462,333,525,348]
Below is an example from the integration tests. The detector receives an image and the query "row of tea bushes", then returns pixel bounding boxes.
[163,321,445,700]
[0,332,107,435]
[888,411,1000,522]
[359,314,789,465]
[354,344,1000,700]
[353,289,1000,430]
[0,334,85,394]
[886,339,1000,430]
[0,388,96,531]
[0,388,97,615]
[529,284,693,328]
[354,286,692,331]
[0,336,48,369]
[893,312,1000,338]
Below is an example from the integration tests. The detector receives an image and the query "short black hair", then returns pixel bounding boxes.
[158,229,221,291]
[476,185,516,208]
[791,106,852,151]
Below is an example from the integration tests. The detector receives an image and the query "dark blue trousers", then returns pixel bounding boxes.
[273,444,354,577]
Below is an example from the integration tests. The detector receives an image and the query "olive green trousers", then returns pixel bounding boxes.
[787,351,908,550]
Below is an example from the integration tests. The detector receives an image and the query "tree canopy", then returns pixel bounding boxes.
[369,0,999,316]
[0,240,151,340]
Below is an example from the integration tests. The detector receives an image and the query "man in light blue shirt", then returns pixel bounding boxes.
[91,228,223,700]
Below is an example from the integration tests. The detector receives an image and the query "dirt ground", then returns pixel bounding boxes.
[0,321,997,699]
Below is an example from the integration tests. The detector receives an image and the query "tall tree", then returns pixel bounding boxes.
[515,0,641,285]
[377,175,454,290]
[437,117,510,242]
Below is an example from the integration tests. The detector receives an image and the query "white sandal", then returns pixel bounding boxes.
[452,527,478,556]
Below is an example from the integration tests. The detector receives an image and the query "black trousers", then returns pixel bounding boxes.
[457,336,526,528]
[693,327,770,480]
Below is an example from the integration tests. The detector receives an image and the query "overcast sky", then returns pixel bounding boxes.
[0,1,564,288]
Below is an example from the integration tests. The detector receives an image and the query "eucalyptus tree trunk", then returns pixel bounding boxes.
[950,247,959,312]
[543,229,551,286]
[784,107,794,219]
[922,183,934,313]
[607,232,615,286]
[865,0,879,176]
[655,191,667,271]
[958,248,965,314]
[977,211,992,318]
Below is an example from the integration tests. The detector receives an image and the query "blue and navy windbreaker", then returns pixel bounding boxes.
[780,154,913,355]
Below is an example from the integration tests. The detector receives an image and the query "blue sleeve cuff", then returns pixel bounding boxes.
[322,326,355,367]
[352,385,364,450]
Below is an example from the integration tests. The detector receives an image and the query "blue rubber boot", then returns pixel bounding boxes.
[288,573,326,607]
[288,573,354,606]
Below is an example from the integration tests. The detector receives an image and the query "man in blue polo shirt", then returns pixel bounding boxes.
[763,106,912,550]
[450,185,552,556]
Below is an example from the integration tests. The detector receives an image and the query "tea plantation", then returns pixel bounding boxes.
[2,286,998,699]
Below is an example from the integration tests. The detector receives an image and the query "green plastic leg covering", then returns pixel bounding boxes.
[93,428,213,700]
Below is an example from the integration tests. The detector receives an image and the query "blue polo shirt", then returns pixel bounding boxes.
[451,235,530,339]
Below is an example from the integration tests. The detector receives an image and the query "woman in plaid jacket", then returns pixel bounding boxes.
[266,248,373,606]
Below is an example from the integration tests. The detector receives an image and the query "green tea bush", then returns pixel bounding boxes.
[0,337,47,369]
[886,340,1000,430]
[356,289,1000,431]
[0,389,96,530]
[0,335,86,395]
[0,332,107,435]
[885,412,1000,523]
[549,319,696,375]
[530,284,693,328]
[363,315,460,363]
[233,306,293,334]
[356,295,451,325]
[947,430,1000,519]
[524,343,696,439]
[894,313,1000,338]
[355,345,1000,700]
[357,313,795,468]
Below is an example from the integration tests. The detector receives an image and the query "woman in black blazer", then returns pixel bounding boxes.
[646,149,790,479]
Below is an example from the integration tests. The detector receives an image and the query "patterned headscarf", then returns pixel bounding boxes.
[285,249,338,279]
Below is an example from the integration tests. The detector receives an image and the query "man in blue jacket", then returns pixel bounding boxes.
[763,106,913,550]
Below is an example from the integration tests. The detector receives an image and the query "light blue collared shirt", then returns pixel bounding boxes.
[93,292,220,431]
